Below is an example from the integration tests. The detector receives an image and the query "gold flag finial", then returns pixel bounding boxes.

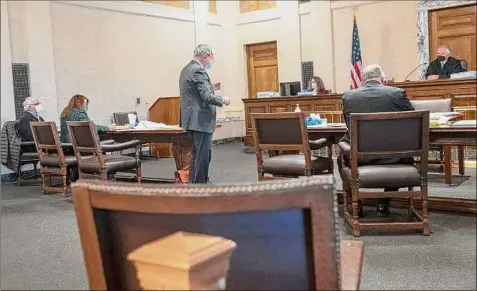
[352,6,358,19]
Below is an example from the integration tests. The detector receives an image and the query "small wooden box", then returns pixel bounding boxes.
[127,231,237,290]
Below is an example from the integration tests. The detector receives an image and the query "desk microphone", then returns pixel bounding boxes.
[404,63,428,81]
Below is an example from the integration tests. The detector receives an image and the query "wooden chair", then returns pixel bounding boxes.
[67,121,142,182]
[339,110,430,236]
[30,121,78,196]
[16,141,40,186]
[251,112,333,180]
[71,176,364,290]
[411,97,465,182]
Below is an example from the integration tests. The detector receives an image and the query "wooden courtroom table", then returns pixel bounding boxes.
[308,124,477,214]
[242,78,476,146]
[99,128,192,183]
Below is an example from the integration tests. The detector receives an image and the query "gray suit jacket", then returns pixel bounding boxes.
[339,81,415,167]
[341,80,414,143]
[179,60,224,133]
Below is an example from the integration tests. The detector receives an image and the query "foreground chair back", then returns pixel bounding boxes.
[251,112,332,180]
[72,176,364,290]
[30,121,77,195]
[341,110,430,236]
[67,121,141,182]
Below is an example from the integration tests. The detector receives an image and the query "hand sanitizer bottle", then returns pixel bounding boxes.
[295,104,301,112]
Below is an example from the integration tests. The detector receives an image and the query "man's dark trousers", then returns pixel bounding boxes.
[188,130,213,184]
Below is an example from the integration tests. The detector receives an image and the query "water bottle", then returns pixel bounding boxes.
[294,104,301,113]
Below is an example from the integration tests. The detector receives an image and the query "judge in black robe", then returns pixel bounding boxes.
[425,56,466,79]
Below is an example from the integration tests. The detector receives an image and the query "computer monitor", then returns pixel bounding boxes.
[280,81,301,96]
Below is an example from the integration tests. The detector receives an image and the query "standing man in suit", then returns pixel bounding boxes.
[339,64,414,217]
[179,44,230,184]
[425,45,466,80]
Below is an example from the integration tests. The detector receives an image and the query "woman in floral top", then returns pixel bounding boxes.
[60,94,110,143]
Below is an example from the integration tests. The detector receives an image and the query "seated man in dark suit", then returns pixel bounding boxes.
[15,97,45,152]
[425,45,466,80]
[339,64,414,217]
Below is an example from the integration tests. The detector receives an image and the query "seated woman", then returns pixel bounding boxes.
[307,76,328,95]
[60,94,110,143]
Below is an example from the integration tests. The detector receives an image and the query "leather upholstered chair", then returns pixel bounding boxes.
[251,112,332,181]
[72,176,364,290]
[460,59,468,71]
[17,141,40,186]
[67,121,142,182]
[410,98,465,178]
[30,121,78,196]
[339,110,430,236]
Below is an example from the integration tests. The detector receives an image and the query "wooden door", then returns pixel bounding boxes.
[429,4,477,71]
[246,42,279,98]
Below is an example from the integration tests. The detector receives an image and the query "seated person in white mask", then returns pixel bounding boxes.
[15,97,45,152]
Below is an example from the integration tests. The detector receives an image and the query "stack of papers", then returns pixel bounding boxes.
[133,121,180,130]
[452,120,476,127]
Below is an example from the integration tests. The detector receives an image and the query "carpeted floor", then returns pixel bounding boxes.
[1,142,476,290]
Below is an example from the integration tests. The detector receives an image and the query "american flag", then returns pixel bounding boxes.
[350,15,362,90]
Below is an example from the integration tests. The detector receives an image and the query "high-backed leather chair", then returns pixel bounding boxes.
[251,112,332,180]
[339,110,430,236]
[30,121,78,195]
[71,176,364,290]
[67,121,142,182]
[17,141,40,186]
[460,59,468,71]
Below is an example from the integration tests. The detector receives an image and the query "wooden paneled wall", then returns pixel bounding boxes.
[239,0,276,13]
[140,0,190,9]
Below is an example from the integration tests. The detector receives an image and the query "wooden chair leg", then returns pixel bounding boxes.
[408,187,414,219]
[443,146,452,185]
[350,188,361,237]
[41,172,47,194]
[458,146,465,176]
[136,167,142,183]
[62,172,68,196]
[421,185,430,236]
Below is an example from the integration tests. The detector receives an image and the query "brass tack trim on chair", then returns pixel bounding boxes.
[72,176,335,196]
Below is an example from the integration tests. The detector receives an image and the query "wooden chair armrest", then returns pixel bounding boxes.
[340,240,364,291]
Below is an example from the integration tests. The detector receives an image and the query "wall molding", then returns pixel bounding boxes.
[417,0,475,80]
[55,0,195,22]
[236,8,281,26]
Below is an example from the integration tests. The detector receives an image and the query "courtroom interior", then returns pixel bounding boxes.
[1,0,476,290]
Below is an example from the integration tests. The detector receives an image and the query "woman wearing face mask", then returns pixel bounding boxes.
[60,94,110,143]
[15,97,45,148]
[307,76,328,95]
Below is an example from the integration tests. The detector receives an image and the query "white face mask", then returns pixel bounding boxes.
[34,104,45,118]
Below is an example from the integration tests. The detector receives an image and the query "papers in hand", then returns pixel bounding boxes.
[133,120,179,130]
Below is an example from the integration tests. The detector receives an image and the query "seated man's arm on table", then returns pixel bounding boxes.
[71,110,110,132]
[194,69,226,107]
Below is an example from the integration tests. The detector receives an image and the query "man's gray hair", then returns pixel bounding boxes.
[193,44,214,58]
[23,97,40,111]
[362,64,386,82]
[438,45,451,56]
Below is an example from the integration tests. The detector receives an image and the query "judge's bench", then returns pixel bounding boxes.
[242,78,476,146]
